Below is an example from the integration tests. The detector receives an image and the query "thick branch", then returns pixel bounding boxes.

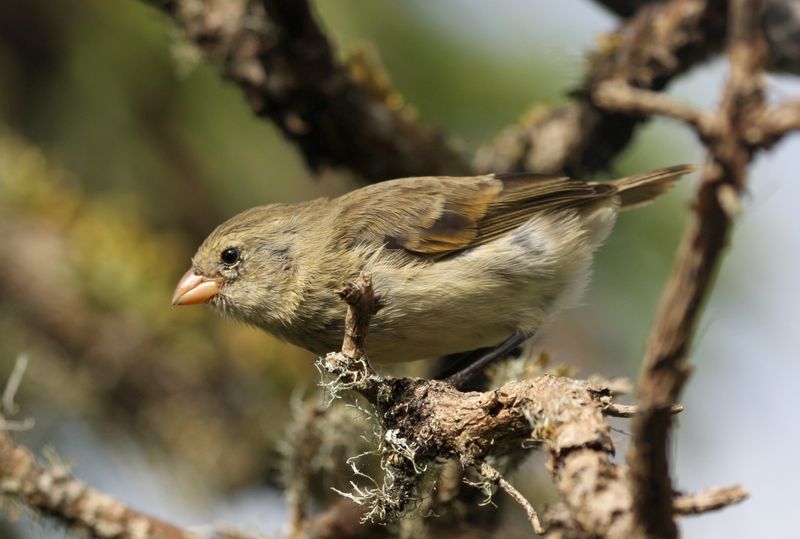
[145,0,469,180]
[316,275,748,538]
[0,430,194,539]
[627,1,769,537]
[145,0,730,182]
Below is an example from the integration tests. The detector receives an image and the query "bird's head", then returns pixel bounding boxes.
[171,205,302,328]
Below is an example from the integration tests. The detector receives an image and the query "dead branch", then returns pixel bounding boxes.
[312,276,747,539]
[0,367,260,539]
[143,0,732,182]
[625,0,771,537]
[474,0,727,175]
[144,0,469,180]
[478,461,544,535]
[0,428,235,539]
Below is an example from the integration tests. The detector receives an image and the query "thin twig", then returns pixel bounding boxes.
[317,273,382,404]
[603,402,683,418]
[1,355,34,432]
[587,375,635,396]
[593,80,717,136]
[2,354,28,415]
[673,485,749,515]
[475,0,724,175]
[479,461,544,535]
[338,272,381,359]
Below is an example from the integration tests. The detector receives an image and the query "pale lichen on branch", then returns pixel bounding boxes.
[309,274,744,537]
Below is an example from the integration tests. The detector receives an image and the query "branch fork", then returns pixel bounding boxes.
[312,274,745,537]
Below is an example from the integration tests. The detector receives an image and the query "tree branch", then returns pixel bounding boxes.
[0,373,259,539]
[603,401,683,418]
[0,430,193,539]
[673,485,749,515]
[338,273,381,360]
[753,100,800,141]
[145,0,469,180]
[627,1,770,537]
[478,461,544,535]
[311,276,747,538]
[143,0,733,182]
[592,80,717,136]
[475,0,726,175]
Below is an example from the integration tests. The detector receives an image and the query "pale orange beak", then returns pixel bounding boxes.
[171,269,222,306]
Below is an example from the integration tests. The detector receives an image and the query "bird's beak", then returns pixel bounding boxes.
[171,269,222,306]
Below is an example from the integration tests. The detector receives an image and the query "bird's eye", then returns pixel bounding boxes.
[220,247,240,266]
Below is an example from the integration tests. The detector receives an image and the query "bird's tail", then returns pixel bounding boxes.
[610,164,696,211]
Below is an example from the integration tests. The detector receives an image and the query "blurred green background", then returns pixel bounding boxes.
[0,0,725,537]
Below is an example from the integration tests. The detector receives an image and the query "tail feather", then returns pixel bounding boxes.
[610,164,696,211]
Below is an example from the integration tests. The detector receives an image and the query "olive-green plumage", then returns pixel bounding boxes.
[183,165,693,363]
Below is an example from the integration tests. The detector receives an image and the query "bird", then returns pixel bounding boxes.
[172,165,693,380]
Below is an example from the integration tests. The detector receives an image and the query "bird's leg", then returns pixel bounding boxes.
[438,331,530,389]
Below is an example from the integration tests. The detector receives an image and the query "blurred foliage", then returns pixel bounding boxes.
[0,130,320,488]
[0,0,696,537]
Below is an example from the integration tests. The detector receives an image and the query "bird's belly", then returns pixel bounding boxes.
[363,212,602,364]
[365,322,514,364]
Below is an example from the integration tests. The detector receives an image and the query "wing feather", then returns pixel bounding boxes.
[334,173,617,259]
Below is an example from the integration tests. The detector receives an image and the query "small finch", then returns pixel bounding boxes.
[173,165,693,372]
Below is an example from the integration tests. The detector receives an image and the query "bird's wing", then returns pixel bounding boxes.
[334,173,616,259]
